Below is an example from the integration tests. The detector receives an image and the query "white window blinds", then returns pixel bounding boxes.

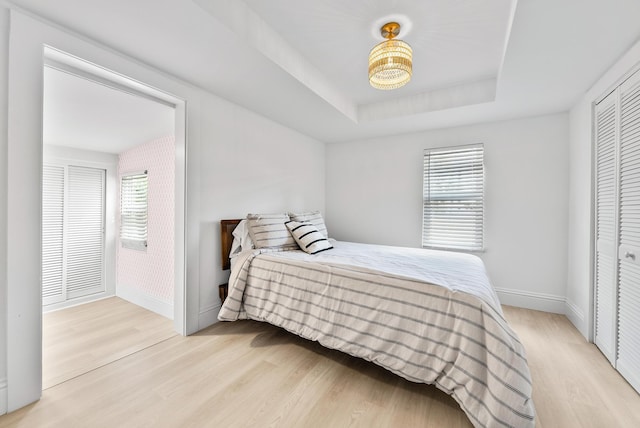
[422,144,484,251]
[120,170,148,250]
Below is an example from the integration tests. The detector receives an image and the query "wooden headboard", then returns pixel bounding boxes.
[220,219,242,270]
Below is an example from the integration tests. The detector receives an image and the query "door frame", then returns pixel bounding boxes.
[6,10,201,412]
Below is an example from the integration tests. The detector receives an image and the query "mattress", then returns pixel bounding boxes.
[218,241,535,428]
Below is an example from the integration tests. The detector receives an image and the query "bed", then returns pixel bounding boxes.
[218,215,535,428]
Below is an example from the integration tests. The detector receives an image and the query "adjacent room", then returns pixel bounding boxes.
[41,54,178,389]
[1,0,640,427]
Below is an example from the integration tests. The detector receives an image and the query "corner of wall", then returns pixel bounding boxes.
[117,136,175,309]
[494,287,566,314]
[0,5,10,416]
[198,304,221,330]
[0,378,7,415]
[565,99,594,342]
[565,298,589,339]
[116,283,173,320]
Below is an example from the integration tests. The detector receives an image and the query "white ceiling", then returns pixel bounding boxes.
[242,0,512,105]
[43,66,175,154]
[13,0,640,143]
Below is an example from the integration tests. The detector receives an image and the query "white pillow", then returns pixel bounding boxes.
[288,210,329,238]
[285,221,333,254]
[246,213,297,249]
[229,219,254,258]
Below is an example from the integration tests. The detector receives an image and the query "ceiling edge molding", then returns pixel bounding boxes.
[358,78,497,122]
[496,0,520,84]
[44,46,181,106]
[44,57,175,109]
[193,0,358,123]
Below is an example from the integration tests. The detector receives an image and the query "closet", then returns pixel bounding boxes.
[42,163,106,308]
[594,67,640,394]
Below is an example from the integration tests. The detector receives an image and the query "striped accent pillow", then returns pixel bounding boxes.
[285,221,333,254]
[288,210,329,238]
[246,213,297,249]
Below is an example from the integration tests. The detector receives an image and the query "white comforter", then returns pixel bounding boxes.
[219,241,535,428]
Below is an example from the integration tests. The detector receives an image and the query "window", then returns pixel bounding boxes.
[120,170,148,250]
[422,144,484,251]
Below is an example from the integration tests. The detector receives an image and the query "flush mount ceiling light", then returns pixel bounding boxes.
[368,22,413,90]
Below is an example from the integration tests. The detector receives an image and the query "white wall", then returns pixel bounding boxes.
[117,136,175,319]
[326,114,570,313]
[197,96,325,327]
[0,5,9,417]
[566,38,640,339]
[0,8,324,413]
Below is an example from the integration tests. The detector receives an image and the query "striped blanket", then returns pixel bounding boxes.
[218,241,535,428]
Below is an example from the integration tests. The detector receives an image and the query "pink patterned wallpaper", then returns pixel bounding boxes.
[117,135,175,303]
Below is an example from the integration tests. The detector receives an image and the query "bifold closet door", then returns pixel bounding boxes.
[594,90,619,365]
[616,71,640,393]
[42,164,106,306]
[42,164,66,305]
[66,165,106,299]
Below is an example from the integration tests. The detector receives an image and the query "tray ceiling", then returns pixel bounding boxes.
[10,0,640,142]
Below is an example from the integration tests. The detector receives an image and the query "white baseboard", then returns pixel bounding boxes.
[565,299,589,339]
[43,292,114,313]
[617,361,640,395]
[0,378,7,416]
[116,283,173,320]
[495,287,566,314]
[198,304,222,330]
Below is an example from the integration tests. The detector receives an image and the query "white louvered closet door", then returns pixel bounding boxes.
[66,165,106,299]
[616,71,640,393]
[42,165,65,305]
[594,90,619,364]
[42,164,106,307]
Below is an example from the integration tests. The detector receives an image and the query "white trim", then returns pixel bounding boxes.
[359,78,497,122]
[617,361,640,395]
[593,60,640,105]
[43,292,115,314]
[44,57,176,109]
[116,283,173,320]
[565,298,588,338]
[494,287,566,314]
[7,9,45,410]
[198,304,222,330]
[588,96,597,344]
[0,378,7,415]
[198,0,357,122]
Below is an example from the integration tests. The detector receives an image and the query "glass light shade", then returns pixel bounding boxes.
[368,39,413,90]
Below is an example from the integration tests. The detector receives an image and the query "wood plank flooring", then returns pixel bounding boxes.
[1,303,639,427]
[506,307,640,428]
[43,297,175,389]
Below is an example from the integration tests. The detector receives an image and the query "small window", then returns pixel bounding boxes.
[120,170,148,250]
[422,144,484,251]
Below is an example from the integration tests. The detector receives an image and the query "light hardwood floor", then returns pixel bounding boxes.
[1,304,639,427]
[43,297,176,389]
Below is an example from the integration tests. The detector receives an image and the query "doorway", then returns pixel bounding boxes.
[6,12,192,412]
[40,49,181,388]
